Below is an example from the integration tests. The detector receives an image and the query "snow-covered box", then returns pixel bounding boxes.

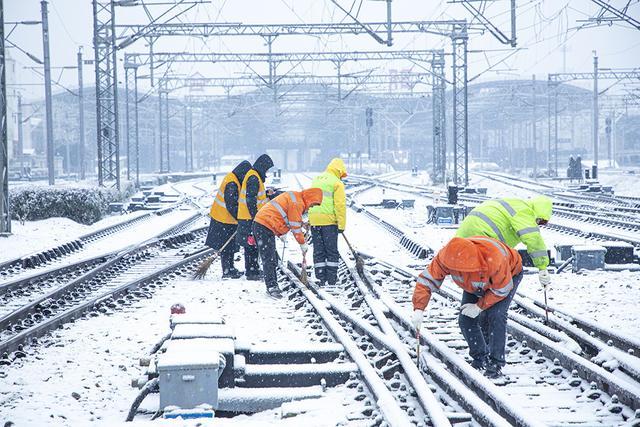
[158,339,223,411]
[572,245,606,272]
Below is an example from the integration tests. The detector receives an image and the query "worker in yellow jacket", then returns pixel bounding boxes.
[456,196,553,288]
[309,158,347,286]
[205,161,252,278]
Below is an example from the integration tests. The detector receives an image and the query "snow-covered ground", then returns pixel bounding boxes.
[0,246,361,426]
[2,171,639,425]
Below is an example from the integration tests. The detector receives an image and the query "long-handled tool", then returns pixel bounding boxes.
[192,231,237,280]
[279,236,287,263]
[416,330,421,370]
[341,233,365,274]
[300,254,309,286]
[543,286,550,325]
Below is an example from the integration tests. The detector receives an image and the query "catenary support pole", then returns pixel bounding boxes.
[41,0,55,185]
[532,74,537,179]
[0,0,10,234]
[593,53,599,167]
[134,66,140,187]
[77,48,85,180]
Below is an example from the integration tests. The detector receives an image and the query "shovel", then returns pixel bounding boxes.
[341,233,365,274]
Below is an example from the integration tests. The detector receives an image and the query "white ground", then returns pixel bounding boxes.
[2,171,639,425]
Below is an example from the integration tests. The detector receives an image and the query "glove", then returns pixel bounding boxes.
[247,235,256,246]
[300,243,309,255]
[538,269,551,289]
[411,309,424,331]
[338,229,344,234]
[460,303,483,318]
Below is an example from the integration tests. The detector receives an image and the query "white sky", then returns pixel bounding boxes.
[5,0,640,101]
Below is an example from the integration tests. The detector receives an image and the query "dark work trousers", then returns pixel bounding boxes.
[311,225,340,286]
[458,271,523,368]
[204,218,238,275]
[252,222,278,291]
[236,220,261,276]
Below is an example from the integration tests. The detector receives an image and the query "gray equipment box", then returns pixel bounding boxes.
[572,245,606,272]
[428,204,454,226]
[600,241,634,264]
[158,340,222,410]
[555,244,573,261]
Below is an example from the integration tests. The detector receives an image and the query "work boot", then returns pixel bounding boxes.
[222,268,244,279]
[267,287,283,299]
[246,270,264,281]
[470,357,487,371]
[484,361,503,379]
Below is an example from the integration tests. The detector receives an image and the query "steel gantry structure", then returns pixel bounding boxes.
[548,63,640,174]
[124,49,447,175]
[92,0,477,187]
[92,0,120,189]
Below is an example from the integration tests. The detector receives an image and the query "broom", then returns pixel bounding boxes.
[341,233,365,274]
[192,231,237,280]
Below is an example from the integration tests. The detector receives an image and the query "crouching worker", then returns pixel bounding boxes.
[411,236,523,378]
[252,189,323,299]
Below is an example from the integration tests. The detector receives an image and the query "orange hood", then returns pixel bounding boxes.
[301,188,323,209]
[439,237,487,273]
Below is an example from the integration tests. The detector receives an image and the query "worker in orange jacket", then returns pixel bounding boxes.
[253,188,323,298]
[411,236,523,379]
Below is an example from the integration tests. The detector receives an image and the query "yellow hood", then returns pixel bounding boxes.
[326,158,347,179]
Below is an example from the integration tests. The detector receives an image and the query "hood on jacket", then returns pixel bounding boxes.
[301,188,323,209]
[326,158,347,179]
[253,154,274,180]
[232,160,252,184]
[438,237,486,273]
[529,196,552,221]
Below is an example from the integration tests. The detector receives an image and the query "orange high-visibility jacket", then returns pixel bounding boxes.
[412,237,523,311]
[254,189,323,244]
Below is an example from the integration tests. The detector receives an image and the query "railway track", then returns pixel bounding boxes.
[355,254,639,424]
[283,260,486,426]
[342,178,640,420]
[0,213,209,363]
[0,193,195,286]
[362,176,640,249]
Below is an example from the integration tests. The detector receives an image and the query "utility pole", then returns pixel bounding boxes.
[0,0,10,234]
[184,103,189,173]
[593,52,599,168]
[605,116,612,167]
[366,107,373,163]
[531,74,537,178]
[134,67,140,187]
[77,48,85,179]
[41,0,55,185]
[17,95,24,176]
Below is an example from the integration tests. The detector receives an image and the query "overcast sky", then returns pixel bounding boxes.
[5,0,640,100]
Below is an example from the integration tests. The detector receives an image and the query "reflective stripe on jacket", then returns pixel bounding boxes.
[309,158,347,230]
[412,236,523,311]
[456,196,551,270]
[237,169,267,220]
[254,189,323,244]
[209,172,240,225]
